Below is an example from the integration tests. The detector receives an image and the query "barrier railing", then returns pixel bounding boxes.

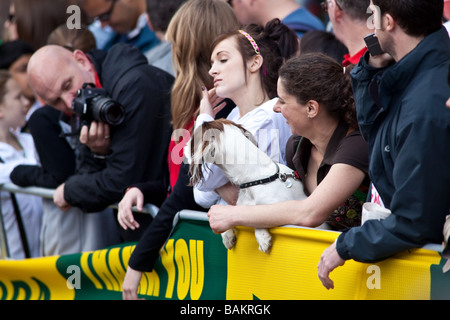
[0,183,159,260]
[1,183,448,300]
[0,182,443,258]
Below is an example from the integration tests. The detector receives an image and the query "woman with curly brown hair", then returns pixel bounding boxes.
[208,53,370,232]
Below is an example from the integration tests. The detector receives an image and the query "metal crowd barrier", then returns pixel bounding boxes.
[0,183,442,261]
[0,182,160,260]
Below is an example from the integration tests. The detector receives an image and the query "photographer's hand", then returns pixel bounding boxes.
[54,183,72,211]
[80,121,111,155]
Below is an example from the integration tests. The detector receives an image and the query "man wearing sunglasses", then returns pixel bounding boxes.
[322,0,370,67]
[81,0,159,52]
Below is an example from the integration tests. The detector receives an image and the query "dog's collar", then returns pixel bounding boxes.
[239,163,299,189]
[239,163,280,189]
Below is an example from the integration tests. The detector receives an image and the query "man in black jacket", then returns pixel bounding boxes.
[27,43,173,241]
[318,0,450,289]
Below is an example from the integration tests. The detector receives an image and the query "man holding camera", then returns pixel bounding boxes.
[27,43,173,241]
[318,0,450,290]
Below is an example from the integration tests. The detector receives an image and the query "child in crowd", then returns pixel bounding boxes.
[0,70,42,259]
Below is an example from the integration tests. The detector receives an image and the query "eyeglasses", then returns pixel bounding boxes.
[97,0,117,22]
[321,0,342,12]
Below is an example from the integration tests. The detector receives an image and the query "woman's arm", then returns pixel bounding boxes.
[208,163,365,233]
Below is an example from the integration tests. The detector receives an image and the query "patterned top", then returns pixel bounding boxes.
[286,121,370,231]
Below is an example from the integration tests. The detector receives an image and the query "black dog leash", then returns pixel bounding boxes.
[239,163,299,189]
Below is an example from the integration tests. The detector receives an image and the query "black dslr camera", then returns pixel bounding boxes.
[72,83,125,126]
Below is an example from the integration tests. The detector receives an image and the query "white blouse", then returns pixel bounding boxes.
[0,131,43,259]
[192,98,292,208]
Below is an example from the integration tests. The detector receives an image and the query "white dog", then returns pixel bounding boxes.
[187,119,307,253]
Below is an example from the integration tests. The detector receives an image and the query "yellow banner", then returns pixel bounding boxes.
[0,215,449,300]
[227,226,445,300]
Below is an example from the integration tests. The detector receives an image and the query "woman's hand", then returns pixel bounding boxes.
[122,266,145,300]
[199,86,227,118]
[208,204,236,234]
[215,182,239,206]
[117,187,144,230]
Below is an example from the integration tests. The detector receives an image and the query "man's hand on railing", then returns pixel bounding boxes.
[53,183,72,211]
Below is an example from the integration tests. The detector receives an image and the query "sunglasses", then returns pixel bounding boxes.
[321,0,342,12]
[97,0,118,22]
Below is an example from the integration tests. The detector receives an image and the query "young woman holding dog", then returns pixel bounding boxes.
[193,18,299,208]
[207,53,370,232]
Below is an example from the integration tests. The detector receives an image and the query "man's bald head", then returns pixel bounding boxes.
[28,45,74,91]
[27,45,96,112]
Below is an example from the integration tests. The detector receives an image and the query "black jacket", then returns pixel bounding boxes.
[337,27,450,262]
[11,106,76,188]
[64,43,173,212]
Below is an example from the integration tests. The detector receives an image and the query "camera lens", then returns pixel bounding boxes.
[92,97,125,125]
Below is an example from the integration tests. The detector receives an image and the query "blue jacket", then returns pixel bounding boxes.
[282,7,325,38]
[336,27,450,262]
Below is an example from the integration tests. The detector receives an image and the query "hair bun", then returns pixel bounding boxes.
[264,18,282,38]
[264,18,298,60]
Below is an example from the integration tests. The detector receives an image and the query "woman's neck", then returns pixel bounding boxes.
[308,118,338,157]
[233,84,269,118]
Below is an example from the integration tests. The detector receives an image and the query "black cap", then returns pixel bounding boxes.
[0,40,35,70]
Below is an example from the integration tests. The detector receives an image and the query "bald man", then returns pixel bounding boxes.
[28,43,173,241]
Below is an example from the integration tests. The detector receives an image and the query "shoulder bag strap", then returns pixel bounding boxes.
[0,156,31,258]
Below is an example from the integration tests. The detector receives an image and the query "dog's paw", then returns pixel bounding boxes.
[221,229,236,250]
[255,228,272,254]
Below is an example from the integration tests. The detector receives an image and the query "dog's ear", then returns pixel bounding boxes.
[188,123,220,185]
[188,125,205,185]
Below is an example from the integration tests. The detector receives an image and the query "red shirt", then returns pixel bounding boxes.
[342,47,368,67]
[167,119,194,191]
[93,69,102,88]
